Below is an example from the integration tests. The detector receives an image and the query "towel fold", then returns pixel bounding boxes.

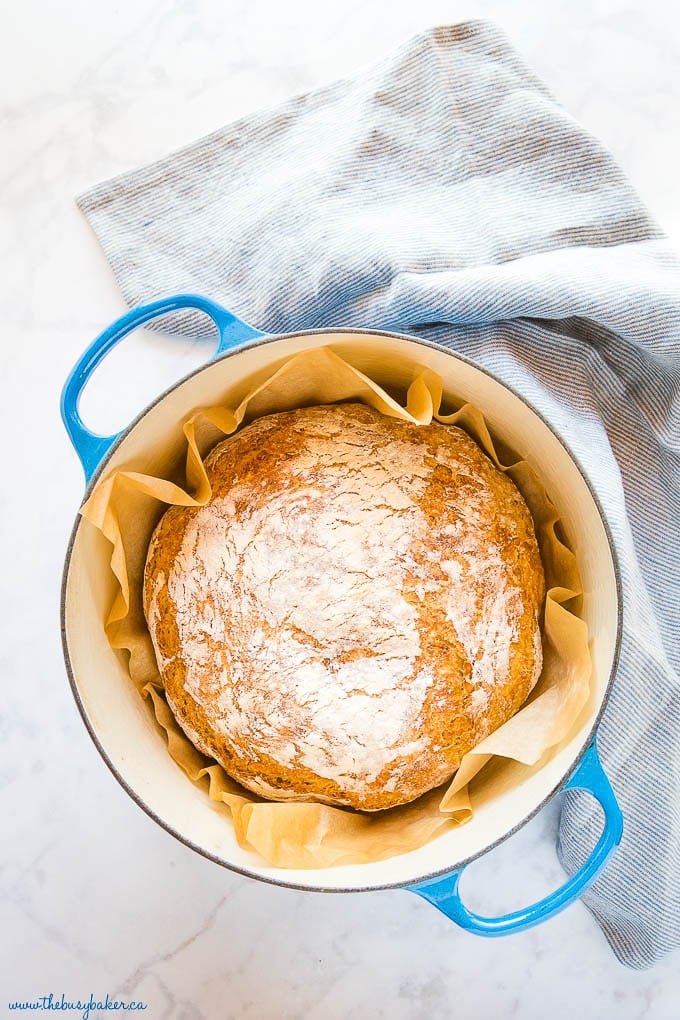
[77,20,680,969]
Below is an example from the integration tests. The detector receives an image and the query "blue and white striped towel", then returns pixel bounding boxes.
[77,20,680,969]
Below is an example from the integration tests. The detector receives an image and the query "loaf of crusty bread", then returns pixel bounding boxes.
[143,403,545,811]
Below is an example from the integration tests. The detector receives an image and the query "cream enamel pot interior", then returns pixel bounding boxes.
[60,294,623,936]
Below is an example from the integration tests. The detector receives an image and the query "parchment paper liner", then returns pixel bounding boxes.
[82,348,589,869]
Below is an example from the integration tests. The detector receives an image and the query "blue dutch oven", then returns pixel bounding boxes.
[61,294,623,936]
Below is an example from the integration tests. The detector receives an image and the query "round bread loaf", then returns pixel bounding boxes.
[143,403,545,812]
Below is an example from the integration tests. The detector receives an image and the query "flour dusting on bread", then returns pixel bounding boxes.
[144,403,545,811]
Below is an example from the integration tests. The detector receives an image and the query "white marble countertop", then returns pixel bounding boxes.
[2,0,679,1016]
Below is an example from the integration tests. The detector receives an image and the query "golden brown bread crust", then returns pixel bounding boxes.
[143,403,545,811]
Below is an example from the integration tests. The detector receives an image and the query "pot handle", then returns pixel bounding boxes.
[408,740,622,936]
[60,294,267,484]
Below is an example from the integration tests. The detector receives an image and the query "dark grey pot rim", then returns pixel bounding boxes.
[60,326,623,894]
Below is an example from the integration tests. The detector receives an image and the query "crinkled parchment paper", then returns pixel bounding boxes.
[81,348,590,868]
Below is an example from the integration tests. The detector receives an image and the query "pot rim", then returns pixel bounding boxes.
[60,326,623,893]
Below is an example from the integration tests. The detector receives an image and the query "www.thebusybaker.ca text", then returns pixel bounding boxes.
[8,993,147,1020]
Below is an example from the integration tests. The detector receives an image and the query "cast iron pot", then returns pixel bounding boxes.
[60,294,623,936]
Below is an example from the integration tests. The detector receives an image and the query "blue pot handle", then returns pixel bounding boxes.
[409,740,622,936]
[60,294,267,484]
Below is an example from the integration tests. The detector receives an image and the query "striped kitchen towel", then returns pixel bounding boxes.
[77,20,680,969]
